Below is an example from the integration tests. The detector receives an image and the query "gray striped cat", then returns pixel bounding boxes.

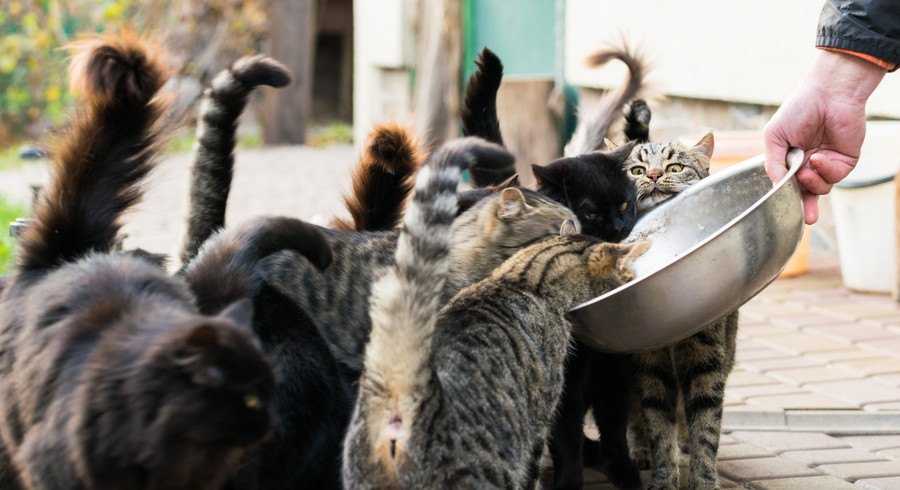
[612,114,738,489]
[260,162,578,377]
[342,135,650,489]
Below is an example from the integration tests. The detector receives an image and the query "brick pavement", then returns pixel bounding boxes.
[4,147,900,488]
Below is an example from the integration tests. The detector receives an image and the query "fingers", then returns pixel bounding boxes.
[808,150,857,185]
[763,124,790,184]
[802,191,819,225]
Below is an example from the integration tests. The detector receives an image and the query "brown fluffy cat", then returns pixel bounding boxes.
[0,32,332,490]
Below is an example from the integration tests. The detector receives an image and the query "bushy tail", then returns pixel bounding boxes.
[460,48,516,187]
[332,123,424,232]
[180,55,291,264]
[359,137,513,472]
[15,31,170,275]
[564,44,648,156]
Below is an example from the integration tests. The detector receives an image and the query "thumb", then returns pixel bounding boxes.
[764,127,790,184]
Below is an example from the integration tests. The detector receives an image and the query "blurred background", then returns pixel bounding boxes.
[1,0,898,296]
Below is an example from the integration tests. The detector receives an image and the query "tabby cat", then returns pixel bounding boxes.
[612,102,738,489]
[461,48,646,488]
[342,131,650,488]
[0,33,327,490]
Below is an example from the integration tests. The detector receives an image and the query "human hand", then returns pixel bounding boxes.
[764,50,886,224]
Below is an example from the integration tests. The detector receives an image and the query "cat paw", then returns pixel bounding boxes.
[687,477,720,489]
[599,457,642,490]
[630,445,652,470]
[644,481,677,490]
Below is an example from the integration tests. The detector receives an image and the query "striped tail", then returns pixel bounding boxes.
[332,123,424,231]
[180,55,291,263]
[564,44,648,156]
[15,30,170,276]
[359,137,513,474]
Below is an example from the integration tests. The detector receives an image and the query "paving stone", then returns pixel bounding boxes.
[717,456,819,481]
[785,411,900,430]
[739,324,798,339]
[736,347,795,362]
[806,350,885,363]
[583,468,607,483]
[832,357,900,376]
[739,356,825,373]
[782,448,888,465]
[856,477,900,489]
[807,380,900,405]
[748,475,856,489]
[726,384,808,400]
[741,303,808,318]
[766,365,863,386]
[858,338,900,359]
[719,476,741,488]
[730,431,850,453]
[818,461,900,481]
[720,433,739,445]
[877,448,900,460]
[744,392,859,410]
[716,443,774,460]
[864,402,900,412]
[804,323,897,343]
[728,370,781,387]
[872,374,900,388]
[722,406,787,428]
[769,313,846,328]
[811,302,900,321]
[740,311,769,325]
[839,435,900,452]
[756,333,853,354]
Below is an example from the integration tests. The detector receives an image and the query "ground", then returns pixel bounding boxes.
[2,146,900,489]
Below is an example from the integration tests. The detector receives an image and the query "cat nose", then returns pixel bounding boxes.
[648,171,662,182]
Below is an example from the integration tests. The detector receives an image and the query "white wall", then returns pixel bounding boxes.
[565,0,900,118]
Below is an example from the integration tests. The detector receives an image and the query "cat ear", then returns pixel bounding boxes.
[604,138,619,150]
[559,219,579,236]
[173,324,227,386]
[493,173,520,190]
[604,140,636,163]
[692,132,715,168]
[531,164,561,187]
[497,188,528,219]
[219,298,254,330]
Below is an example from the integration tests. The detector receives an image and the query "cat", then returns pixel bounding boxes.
[180,54,292,264]
[611,104,737,489]
[0,32,328,490]
[341,133,650,488]
[177,55,353,489]
[331,122,424,231]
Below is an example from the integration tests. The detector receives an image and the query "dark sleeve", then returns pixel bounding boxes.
[816,0,900,66]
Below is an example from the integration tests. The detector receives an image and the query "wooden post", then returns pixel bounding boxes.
[262,0,320,144]
[412,0,462,151]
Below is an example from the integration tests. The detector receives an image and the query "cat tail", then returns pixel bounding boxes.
[182,216,332,315]
[460,48,516,187]
[564,44,648,156]
[332,123,424,232]
[15,30,170,276]
[180,55,291,264]
[623,98,651,143]
[359,137,514,473]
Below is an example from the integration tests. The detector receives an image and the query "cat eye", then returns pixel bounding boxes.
[584,213,598,221]
[245,393,261,409]
[629,167,645,176]
[666,163,684,173]
[619,202,629,212]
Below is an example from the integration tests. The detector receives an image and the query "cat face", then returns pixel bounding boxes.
[466,187,580,252]
[618,133,714,213]
[145,300,275,447]
[531,144,637,242]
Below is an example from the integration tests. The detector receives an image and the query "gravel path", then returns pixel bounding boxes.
[0,145,358,262]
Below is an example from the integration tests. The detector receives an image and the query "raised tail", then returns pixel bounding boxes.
[564,45,648,156]
[460,48,515,187]
[332,123,424,232]
[358,137,513,473]
[182,216,332,315]
[180,55,291,264]
[623,98,652,143]
[15,31,170,275]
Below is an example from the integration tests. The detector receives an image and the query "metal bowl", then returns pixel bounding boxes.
[570,150,805,353]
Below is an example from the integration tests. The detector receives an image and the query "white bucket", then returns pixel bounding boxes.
[830,122,899,293]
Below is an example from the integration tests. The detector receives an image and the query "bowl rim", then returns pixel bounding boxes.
[570,150,804,312]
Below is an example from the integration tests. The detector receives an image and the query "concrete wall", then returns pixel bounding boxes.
[565,0,900,118]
